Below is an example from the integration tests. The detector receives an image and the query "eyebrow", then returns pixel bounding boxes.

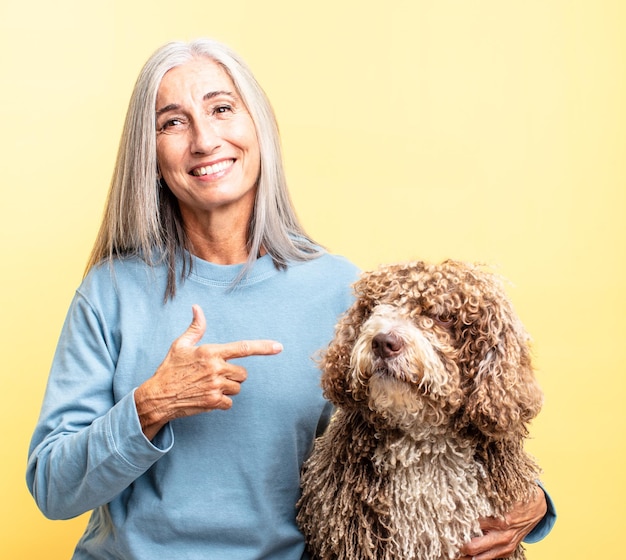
[155,90,236,116]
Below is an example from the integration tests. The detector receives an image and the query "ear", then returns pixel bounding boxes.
[320,269,389,407]
[461,294,543,439]
[320,297,369,407]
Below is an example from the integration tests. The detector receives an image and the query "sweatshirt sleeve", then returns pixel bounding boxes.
[26,290,173,520]
[523,483,557,543]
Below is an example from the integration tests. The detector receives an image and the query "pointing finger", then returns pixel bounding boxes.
[216,339,283,361]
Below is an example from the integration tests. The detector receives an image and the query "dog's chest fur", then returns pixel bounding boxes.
[298,409,496,560]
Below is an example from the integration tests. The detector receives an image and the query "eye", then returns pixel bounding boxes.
[432,315,455,329]
[212,104,233,116]
[157,117,187,133]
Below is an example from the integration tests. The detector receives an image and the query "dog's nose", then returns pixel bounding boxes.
[371,332,404,359]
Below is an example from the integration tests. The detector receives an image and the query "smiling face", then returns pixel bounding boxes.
[155,57,261,228]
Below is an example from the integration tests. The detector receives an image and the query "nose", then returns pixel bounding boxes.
[190,120,221,155]
[371,332,404,359]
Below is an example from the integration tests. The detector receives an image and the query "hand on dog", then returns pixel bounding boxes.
[459,489,547,560]
[135,304,283,440]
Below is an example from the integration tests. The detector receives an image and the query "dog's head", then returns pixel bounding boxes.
[321,260,543,438]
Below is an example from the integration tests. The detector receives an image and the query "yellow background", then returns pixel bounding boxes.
[1,0,624,557]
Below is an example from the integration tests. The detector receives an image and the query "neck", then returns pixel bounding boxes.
[181,205,254,265]
[187,229,250,264]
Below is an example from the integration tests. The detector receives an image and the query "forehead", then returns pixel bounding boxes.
[156,57,237,105]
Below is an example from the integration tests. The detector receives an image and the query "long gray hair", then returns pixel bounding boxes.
[86,38,322,299]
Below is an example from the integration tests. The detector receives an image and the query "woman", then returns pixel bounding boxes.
[27,39,554,559]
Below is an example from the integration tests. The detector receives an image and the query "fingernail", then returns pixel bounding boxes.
[272,342,283,352]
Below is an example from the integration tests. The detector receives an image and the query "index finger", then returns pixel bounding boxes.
[213,340,283,360]
[460,532,491,556]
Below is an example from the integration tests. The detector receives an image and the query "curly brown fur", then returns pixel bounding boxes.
[297,260,543,560]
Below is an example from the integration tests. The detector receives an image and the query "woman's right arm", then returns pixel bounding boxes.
[27,298,281,519]
[26,292,173,520]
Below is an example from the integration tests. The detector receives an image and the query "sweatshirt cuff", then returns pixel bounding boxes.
[523,484,557,544]
[105,390,174,472]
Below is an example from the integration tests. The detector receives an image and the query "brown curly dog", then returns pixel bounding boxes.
[297,260,543,560]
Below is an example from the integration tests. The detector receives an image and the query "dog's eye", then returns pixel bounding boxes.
[433,316,455,329]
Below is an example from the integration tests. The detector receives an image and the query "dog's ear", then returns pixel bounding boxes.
[320,295,371,407]
[319,316,354,407]
[459,278,543,439]
[320,269,390,407]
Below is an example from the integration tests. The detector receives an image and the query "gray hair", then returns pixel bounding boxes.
[86,38,322,299]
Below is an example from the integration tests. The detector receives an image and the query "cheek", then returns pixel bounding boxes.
[232,117,261,162]
[245,139,261,175]
[156,136,185,178]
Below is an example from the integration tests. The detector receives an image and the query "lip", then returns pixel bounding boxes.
[189,158,235,179]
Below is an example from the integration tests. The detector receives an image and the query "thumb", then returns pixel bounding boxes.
[177,304,207,347]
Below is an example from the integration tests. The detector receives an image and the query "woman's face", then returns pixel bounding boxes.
[155,57,261,223]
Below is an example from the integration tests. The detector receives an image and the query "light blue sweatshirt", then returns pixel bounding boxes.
[27,252,360,559]
[27,251,554,558]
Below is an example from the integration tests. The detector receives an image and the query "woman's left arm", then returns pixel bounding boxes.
[459,484,556,560]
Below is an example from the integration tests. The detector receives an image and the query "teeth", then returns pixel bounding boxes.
[192,160,233,177]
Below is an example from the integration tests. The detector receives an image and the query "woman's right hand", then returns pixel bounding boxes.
[134,304,283,440]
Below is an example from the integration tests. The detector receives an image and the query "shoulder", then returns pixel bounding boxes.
[79,255,168,307]
[287,252,360,288]
[292,251,360,276]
